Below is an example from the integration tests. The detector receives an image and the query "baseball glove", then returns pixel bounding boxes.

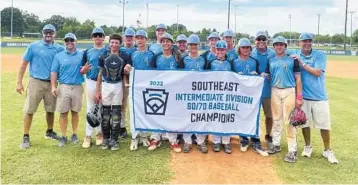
[289,107,307,127]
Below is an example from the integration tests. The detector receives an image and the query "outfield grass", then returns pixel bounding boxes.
[274,77,358,184]
[1,73,172,184]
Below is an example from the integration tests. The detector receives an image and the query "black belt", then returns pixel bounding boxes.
[102,80,122,84]
[33,77,50,83]
[87,77,97,81]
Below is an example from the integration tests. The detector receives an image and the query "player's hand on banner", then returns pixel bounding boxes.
[94,91,102,104]
[125,83,130,88]
[124,64,132,74]
[237,72,243,75]
[16,82,24,95]
[250,71,258,75]
[51,86,58,97]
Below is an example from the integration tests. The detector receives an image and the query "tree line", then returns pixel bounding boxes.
[1,6,358,45]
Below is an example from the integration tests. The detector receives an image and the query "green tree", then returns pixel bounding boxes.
[331,34,345,44]
[1,7,25,36]
[352,29,358,45]
[22,11,41,33]
[42,15,67,32]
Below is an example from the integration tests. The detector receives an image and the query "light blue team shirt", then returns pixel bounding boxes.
[226,48,238,62]
[210,59,232,71]
[266,55,300,89]
[206,51,217,63]
[131,49,154,70]
[148,43,162,55]
[288,49,328,100]
[251,47,276,98]
[180,55,206,71]
[155,55,178,70]
[232,56,259,75]
[51,49,84,85]
[23,40,64,80]
[83,46,108,79]
[120,46,137,57]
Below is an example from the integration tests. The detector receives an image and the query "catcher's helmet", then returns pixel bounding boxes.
[289,107,307,127]
[86,104,102,128]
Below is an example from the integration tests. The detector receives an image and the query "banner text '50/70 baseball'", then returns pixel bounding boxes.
[129,69,264,137]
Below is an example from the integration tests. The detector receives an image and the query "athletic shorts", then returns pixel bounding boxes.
[301,100,331,130]
[56,84,83,113]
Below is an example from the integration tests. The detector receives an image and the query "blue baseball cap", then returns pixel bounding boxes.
[237,38,251,48]
[124,28,135,37]
[216,40,227,49]
[135,30,148,39]
[255,30,268,40]
[42,24,56,32]
[92,27,105,35]
[187,34,200,44]
[207,32,220,40]
[176,34,187,42]
[272,36,287,46]
[160,33,174,43]
[156,24,167,31]
[222,29,234,37]
[64,33,77,40]
[299,32,314,41]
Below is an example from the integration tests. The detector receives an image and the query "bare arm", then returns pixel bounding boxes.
[301,64,322,77]
[96,70,103,93]
[16,60,29,94]
[295,74,303,107]
[50,72,58,97]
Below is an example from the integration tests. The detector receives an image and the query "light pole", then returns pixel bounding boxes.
[146,2,149,31]
[119,0,129,34]
[289,14,292,46]
[227,0,231,29]
[176,4,179,33]
[235,5,238,34]
[317,13,321,45]
[10,0,14,38]
[349,11,356,47]
[344,0,348,50]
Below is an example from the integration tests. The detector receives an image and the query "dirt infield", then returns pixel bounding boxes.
[1,54,21,73]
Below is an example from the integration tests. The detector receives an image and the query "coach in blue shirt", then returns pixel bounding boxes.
[17,24,64,149]
[289,33,338,164]
[51,33,84,147]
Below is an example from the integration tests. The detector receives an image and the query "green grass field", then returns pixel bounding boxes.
[1,48,358,184]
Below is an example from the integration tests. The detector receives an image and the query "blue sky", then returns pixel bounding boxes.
[1,0,357,36]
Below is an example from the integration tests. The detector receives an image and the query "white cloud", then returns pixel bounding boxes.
[1,0,357,36]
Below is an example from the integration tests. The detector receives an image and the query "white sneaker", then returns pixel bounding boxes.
[302,145,313,158]
[140,137,150,147]
[240,144,249,152]
[323,150,339,164]
[130,139,138,151]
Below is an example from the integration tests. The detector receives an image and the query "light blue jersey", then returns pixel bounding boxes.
[82,46,108,80]
[210,59,232,71]
[251,47,276,98]
[266,55,300,89]
[51,49,84,85]
[288,49,328,100]
[148,43,162,55]
[131,49,154,70]
[120,46,137,57]
[154,55,178,70]
[23,40,64,80]
[232,56,259,75]
[179,55,207,71]
[226,48,238,62]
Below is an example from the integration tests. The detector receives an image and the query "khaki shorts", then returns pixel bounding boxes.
[262,98,272,118]
[56,84,83,113]
[24,77,56,114]
[302,100,331,130]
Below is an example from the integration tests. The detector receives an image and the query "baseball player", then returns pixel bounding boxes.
[148,33,182,153]
[264,36,303,163]
[289,33,338,164]
[124,30,153,151]
[17,24,64,149]
[222,29,238,63]
[94,34,131,151]
[178,34,209,154]
[251,30,276,152]
[80,27,107,148]
[149,24,167,55]
[118,28,137,139]
[232,38,269,157]
[202,32,220,63]
[206,40,232,154]
[50,33,84,147]
[176,34,188,57]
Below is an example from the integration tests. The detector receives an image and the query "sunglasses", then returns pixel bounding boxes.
[256,38,267,41]
[92,33,104,38]
[43,31,54,35]
[64,38,75,43]
[241,46,251,49]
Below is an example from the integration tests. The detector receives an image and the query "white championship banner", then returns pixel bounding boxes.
[129,69,264,137]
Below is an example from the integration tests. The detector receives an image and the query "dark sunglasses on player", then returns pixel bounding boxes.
[256,37,267,41]
[43,31,54,35]
[64,38,75,43]
[92,33,104,38]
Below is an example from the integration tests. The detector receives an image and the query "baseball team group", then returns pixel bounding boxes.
[16,23,338,164]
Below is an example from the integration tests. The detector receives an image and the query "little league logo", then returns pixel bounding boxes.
[142,89,169,115]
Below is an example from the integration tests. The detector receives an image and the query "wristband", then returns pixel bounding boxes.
[296,93,303,100]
